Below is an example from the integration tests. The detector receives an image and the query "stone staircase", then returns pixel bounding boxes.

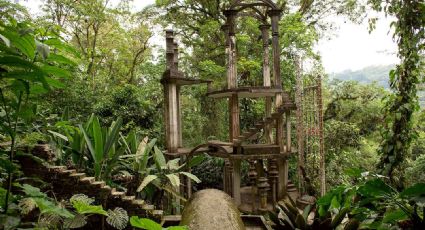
[17,145,163,223]
[234,94,296,146]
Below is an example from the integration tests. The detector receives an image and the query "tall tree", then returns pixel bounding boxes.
[369,0,425,182]
[41,0,152,88]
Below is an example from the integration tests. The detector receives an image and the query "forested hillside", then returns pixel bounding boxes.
[332,65,425,107]
[331,65,394,88]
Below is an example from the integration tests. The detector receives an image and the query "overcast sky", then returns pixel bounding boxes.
[20,0,398,73]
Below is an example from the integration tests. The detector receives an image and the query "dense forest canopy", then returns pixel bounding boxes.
[0,0,424,229]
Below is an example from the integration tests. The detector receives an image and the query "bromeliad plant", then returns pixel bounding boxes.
[271,171,425,230]
[50,115,131,182]
[316,172,425,230]
[78,115,123,180]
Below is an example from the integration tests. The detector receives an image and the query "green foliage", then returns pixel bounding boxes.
[78,115,123,180]
[0,2,76,214]
[368,0,425,181]
[94,84,158,133]
[317,174,425,229]
[321,80,385,192]
[51,115,141,182]
[130,216,188,230]
[135,145,202,202]
[406,154,425,185]
[11,187,130,229]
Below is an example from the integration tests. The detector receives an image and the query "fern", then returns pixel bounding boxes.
[63,214,87,229]
[106,207,129,230]
[18,197,37,215]
[70,194,94,205]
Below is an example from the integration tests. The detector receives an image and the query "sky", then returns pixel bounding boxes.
[20,0,398,74]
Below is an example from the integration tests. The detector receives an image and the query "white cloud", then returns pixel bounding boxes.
[317,15,398,73]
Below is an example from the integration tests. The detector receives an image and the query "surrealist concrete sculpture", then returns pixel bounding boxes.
[161,0,298,213]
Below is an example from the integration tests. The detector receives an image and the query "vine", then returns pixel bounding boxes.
[368,0,425,182]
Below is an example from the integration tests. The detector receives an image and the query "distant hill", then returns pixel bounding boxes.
[330,65,394,88]
[330,64,425,107]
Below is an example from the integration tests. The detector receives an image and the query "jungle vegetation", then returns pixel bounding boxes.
[0,0,424,229]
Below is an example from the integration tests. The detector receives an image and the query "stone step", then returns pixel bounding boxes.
[142,204,155,211]
[69,173,86,178]
[111,191,126,197]
[80,177,96,183]
[132,199,145,206]
[91,181,106,187]
[152,210,164,218]
[47,165,67,171]
[58,169,77,174]
[101,185,112,192]
[122,196,136,201]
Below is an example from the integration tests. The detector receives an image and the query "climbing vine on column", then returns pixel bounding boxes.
[368,0,425,181]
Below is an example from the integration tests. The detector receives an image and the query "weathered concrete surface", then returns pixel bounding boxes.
[180,189,246,230]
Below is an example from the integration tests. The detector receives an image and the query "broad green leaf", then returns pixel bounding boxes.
[79,124,96,162]
[44,38,81,58]
[167,158,180,170]
[400,183,425,198]
[0,55,40,70]
[2,30,35,59]
[382,209,408,223]
[129,216,162,230]
[106,207,128,230]
[0,34,10,47]
[30,84,49,95]
[72,201,108,216]
[45,77,65,88]
[41,65,71,78]
[136,137,149,156]
[187,155,205,168]
[166,174,180,188]
[358,179,394,198]
[180,172,201,183]
[137,175,158,192]
[47,53,76,66]
[344,168,363,178]
[92,116,104,163]
[330,196,340,210]
[3,70,45,82]
[34,198,74,218]
[104,117,122,157]
[153,146,166,170]
[141,139,157,171]
[20,184,46,198]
